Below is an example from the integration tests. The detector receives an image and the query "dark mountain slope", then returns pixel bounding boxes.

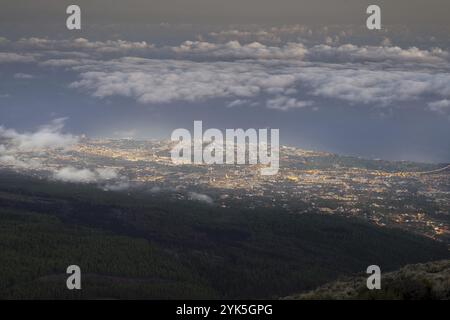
[0,170,449,299]
[285,260,450,300]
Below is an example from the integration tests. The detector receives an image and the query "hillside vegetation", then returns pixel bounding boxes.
[286,260,450,300]
[0,170,449,299]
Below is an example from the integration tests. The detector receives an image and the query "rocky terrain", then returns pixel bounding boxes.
[286,260,450,300]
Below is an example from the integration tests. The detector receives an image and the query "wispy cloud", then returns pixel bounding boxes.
[0,119,130,187]
[428,99,450,114]
[0,118,78,152]
[188,192,214,204]
[13,73,35,79]
[53,166,119,183]
[68,55,450,109]
[0,52,35,63]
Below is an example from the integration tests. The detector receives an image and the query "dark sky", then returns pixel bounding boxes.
[1,0,450,26]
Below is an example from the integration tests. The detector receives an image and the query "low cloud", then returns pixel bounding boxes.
[2,37,450,113]
[0,118,79,170]
[188,192,214,205]
[70,58,289,104]
[0,154,41,169]
[266,96,313,111]
[428,99,450,114]
[16,37,154,55]
[306,44,448,65]
[14,73,34,79]
[69,55,450,110]
[103,181,130,191]
[172,41,308,60]
[53,166,119,183]
[295,67,450,106]
[39,59,85,67]
[0,118,128,186]
[0,118,78,152]
[0,52,35,64]
[0,120,129,188]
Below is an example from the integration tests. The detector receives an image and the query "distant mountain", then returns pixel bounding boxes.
[285,260,450,300]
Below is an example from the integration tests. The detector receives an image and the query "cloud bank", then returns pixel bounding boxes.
[2,36,450,114]
[0,119,125,186]
[53,166,119,183]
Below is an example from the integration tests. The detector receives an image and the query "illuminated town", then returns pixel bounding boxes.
[2,138,450,244]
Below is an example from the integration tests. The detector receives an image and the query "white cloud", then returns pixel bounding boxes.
[39,59,84,67]
[0,52,35,63]
[306,44,448,64]
[295,67,450,105]
[428,99,450,114]
[53,167,98,183]
[14,73,34,79]
[53,166,119,183]
[69,55,450,109]
[0,155,41,169]
[0,119,78,170]
[16,37,154,54]
[3,36,450,112]
[266,96,313,111]
[206,25,315,44]
[188,192,214,204]
[70,58,288,104]
[0,118,78,152]
[227,99,250,108]
[172,41,308,60]
[103,181,130,191]
[96,167,120,180]
[0,120,126,186]
[13,36,447,65]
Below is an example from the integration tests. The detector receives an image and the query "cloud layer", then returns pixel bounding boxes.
[0,119,123,185]
[69,55,450,109]
[0,118,77,153]
[2,36,450,114]
[53,166,119,183]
